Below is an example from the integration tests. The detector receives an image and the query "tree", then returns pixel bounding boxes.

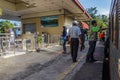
[87,7,108,28]
[0,20,14,33]
[95,15,108,28]
[101,15,108,24]
[87,7,98,18]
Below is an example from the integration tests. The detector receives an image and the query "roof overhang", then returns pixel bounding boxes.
[73,0,92,20]
[0,0,92,21]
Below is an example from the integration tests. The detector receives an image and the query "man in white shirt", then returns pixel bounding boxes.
[68,21,82,63]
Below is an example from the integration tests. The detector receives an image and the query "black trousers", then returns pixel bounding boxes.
[70,38,79,62]
[80,38,85,51]
[86,41,96,61]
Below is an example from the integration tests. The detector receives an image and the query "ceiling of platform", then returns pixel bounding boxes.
[0,0,91,21]
[5,0,24,4]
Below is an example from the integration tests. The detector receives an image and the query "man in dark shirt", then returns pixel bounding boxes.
[80,27,87,51]
[62,26,67,54]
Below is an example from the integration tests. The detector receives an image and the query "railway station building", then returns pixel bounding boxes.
[0,0,91,35]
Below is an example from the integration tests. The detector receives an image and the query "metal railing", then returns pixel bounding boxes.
[0,33,15,56]
[22,34,61,50]
[0,33,61,57]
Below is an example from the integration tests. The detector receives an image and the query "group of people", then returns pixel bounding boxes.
[61,21,87,62]
[61,20,106,63]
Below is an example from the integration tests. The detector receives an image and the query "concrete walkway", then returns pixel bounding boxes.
[71,42,104,80]
[0,42,104,80]
[0,45,63,80]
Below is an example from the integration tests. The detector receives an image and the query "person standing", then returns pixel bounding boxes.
[86,20,106,62]
[98,32,102,42]
[68,21,82,63]
[101,32,105,42]
[62,26,67,54]
[80,27,87,51]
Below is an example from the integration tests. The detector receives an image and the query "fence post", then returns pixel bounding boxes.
[22,39,27,51]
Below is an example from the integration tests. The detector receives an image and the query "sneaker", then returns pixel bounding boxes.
[90,59,98,63]
[62,51,66,54]
[73,60,77,63]
[86,60,90,63]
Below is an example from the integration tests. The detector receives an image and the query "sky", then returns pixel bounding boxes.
[79,0,112,16]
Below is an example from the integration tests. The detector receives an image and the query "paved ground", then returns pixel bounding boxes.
[0,45,63,80]
[71,42,104,80]
[0,42,104,80]
[0,42,88,80]
[24,46,88,80]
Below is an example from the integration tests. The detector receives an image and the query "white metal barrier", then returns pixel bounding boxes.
[0,33,15,56]
[0,33,61,57]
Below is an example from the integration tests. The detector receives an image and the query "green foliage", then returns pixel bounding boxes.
[0,20,14,33]
[87,7,108,28]
[37,35,42,43]
[95,15,108,28]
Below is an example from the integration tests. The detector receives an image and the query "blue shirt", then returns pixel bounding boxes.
[68,26,81,38]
